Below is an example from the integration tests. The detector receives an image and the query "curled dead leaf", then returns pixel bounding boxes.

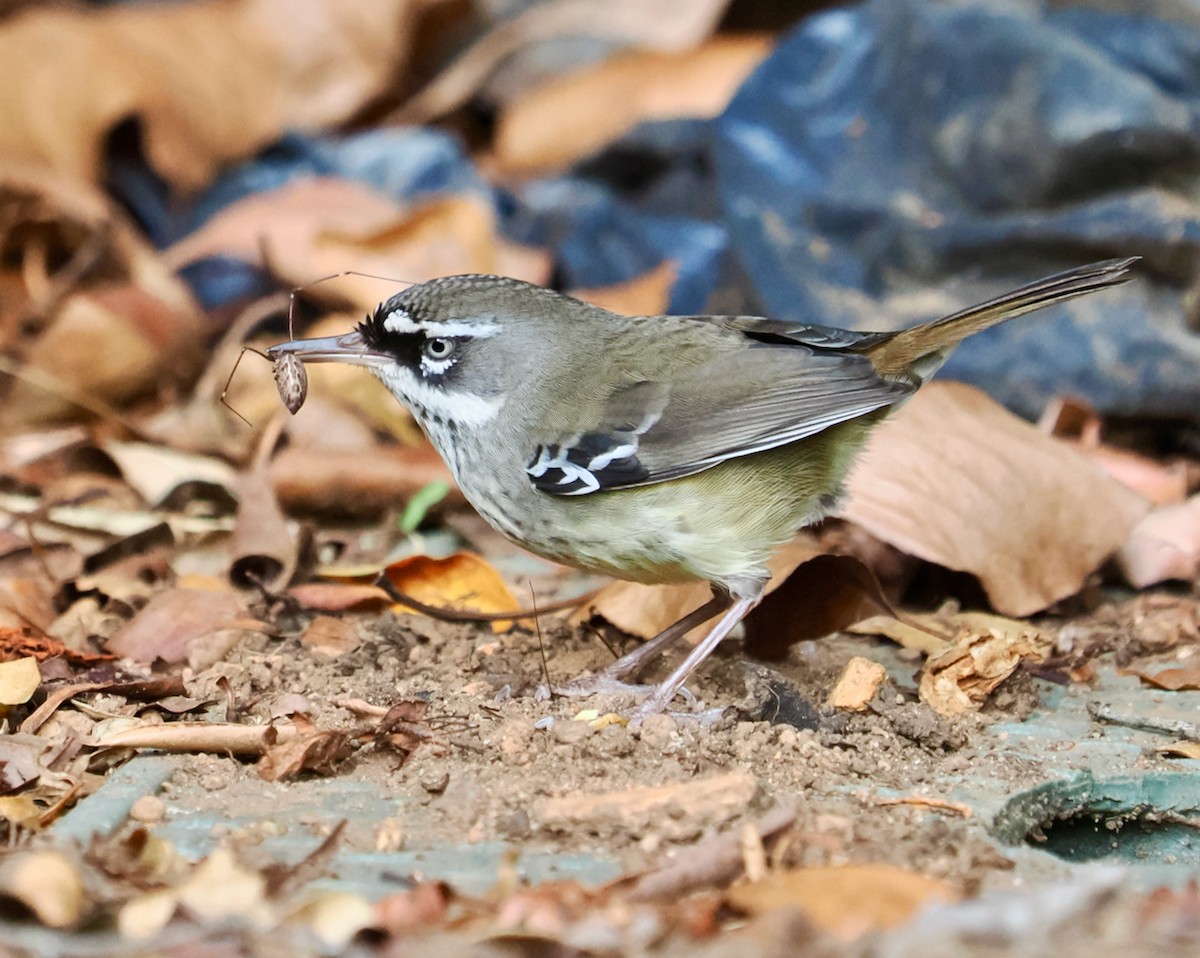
[843,383,1149,616]
[0,850,85,927]
[919,624,1050,716]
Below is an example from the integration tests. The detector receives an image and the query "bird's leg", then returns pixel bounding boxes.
[552,591,731,697]
[631,591,761,723]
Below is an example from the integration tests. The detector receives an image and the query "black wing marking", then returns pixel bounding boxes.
[526,433,651,496]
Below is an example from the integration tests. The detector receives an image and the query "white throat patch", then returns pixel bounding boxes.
[371,363,501,428]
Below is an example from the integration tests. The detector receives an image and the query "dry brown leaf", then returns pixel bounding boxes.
[0,795,41,829]
[229,463,297,593]
[168,185,550,312]
[842,382,1150,616]
[395,0,734,122]
[0,0,425,188]
[0,850,85,928]
[292,891,377,950]
[0,627,113,666]
[106,587,249,665]
[289,582,392,613]
[1125,666,1200,691]
[1117,494,1200,588]
[1157,741,1200,759]
[373,882,451,937]
[919,624,1050,716]
[0,736,44,792]
[0,655,40,706]
[741,553,891,660]
[726,864,958,939]
[257,727,352,781]
[495,37,772,172]
[570,261,679,317]
[385,552,523,632]
[827,657,887,711]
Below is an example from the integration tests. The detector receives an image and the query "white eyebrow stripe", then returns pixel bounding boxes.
[381,309,500,339]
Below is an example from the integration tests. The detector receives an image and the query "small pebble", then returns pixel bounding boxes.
[552,720,593,744]
[637,713,678,749]
[128,795,165,824]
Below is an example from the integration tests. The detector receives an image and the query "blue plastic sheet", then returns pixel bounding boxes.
[713,0,1200,418]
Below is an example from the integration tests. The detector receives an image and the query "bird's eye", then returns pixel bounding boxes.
[423,337,455,360]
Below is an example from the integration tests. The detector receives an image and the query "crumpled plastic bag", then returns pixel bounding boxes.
[713,0,1200,418]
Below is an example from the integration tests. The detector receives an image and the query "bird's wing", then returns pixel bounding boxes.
[525,333,913,497]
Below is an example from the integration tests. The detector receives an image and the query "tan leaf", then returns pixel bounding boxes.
[176,848,270,925]
[299,615,363,657]
[495,36,772,172]
[229,465,296,593]
[846,615,950,656]
[0,0,426,188]
[727,864,959,938]
[842,382,1150,616]
[0,655,40,706]
[289,582,392,613]
[101,441,237,507]
[0,851,85,928]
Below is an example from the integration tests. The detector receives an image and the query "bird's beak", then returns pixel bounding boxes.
[267,331,391,369]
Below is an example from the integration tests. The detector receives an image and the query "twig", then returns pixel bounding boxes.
[1088,701,1200,742]
[872,795,973,818]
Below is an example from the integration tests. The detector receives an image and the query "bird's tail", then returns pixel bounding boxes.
[864,257,1138,381]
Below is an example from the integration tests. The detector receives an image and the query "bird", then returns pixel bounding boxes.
[268,257,1136,720]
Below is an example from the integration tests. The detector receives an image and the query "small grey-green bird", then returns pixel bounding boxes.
[268,257,1136,720]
